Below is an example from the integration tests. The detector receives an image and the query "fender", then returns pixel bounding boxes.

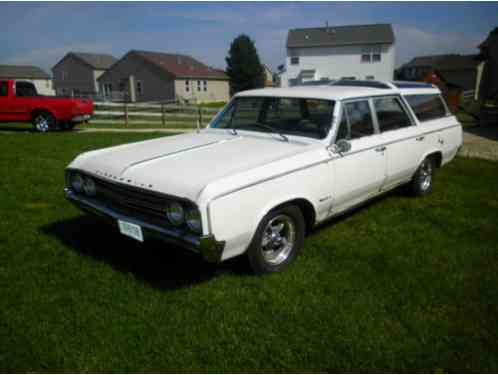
[417,148,443,170]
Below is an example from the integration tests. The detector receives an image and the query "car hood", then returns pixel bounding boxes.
[68,130,319,202]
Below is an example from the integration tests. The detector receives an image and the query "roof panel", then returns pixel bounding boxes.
[287,23,395,48]
[0,65,50,79]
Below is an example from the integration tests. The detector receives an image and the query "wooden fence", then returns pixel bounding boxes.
[91,102,222,129]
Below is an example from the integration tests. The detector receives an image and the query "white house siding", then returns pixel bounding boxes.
[174,79,229,103]
[281,44,395,87]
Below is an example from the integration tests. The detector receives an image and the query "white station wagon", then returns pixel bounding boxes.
[65,80,462,274]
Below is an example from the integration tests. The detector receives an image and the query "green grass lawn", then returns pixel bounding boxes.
[1,132,498,372]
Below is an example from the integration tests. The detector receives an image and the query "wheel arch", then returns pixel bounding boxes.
[260,197,317,234]
[31,108,56,122]
[417,149,443,169]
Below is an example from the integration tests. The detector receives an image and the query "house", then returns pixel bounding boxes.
[0,65,54,95]
[280,23,395,87]
[475,27,498,102]
[398,54,479,111]
[52,52,117,97]
[97,50,229,103]
[262,64,275,87]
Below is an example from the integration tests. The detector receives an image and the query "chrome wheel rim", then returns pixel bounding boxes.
[35,115,50,132]
[261,214,295,265]
[420,159,432,191]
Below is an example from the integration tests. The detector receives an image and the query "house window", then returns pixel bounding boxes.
[197,80,201,92]
[361,53,371,63]
[203,80,207,92]
[365,75,375,80]
[185,80,190,92]
[62,71,67,80]
[119,79,127,92]
[136,81,143,95]
[290,57,299,65]
[361,47,382,63]
[46,81,51,88]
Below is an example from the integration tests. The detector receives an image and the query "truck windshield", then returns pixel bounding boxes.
[211,96,335,140]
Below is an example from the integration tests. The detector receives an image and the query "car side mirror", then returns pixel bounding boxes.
[332,139,351,154]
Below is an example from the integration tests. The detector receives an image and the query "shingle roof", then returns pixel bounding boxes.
[71,52,117,70]
[437,70,477,90]
[0,65,50,79]
[132,50,228,80]
[287,23,395,48]
[402,54,479,70]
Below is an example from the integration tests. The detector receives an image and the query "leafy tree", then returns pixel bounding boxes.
[225,34,265,95]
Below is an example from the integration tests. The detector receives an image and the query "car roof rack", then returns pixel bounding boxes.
[331,80,393,89]
[391,81,435,89]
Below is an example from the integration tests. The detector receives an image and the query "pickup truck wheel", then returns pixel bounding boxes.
[411,157,433,196]
[247,205,305,274]
[32,112,55,133]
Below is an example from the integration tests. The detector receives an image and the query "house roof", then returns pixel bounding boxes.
[53,52,117,71]
[437,70,477,91]
[402,54,479,70]
[132,50,228,80]
[286,23,395,48]
[0,64,51,79]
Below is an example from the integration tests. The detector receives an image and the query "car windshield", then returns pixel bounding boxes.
[210,96,335,140]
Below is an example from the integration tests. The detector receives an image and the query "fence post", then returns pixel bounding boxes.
[197,106,202,132]
[124,103,128,127]
[161,104,165,127]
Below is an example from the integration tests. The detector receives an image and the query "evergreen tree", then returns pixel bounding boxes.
[225,34,265,95]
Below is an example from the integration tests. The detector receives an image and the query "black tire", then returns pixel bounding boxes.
[247,205,305,274]
[32,111,56,133]
[410,156,434,196]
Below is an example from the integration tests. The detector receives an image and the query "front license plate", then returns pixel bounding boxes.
[118,220,144,242]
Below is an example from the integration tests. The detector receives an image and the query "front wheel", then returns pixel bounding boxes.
[32,112,55,133]
[410,157,434,196]
[247,205,305,274]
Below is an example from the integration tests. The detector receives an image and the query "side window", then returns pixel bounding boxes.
[15,82,37,97]
[0,82,8,97]
[373,96,412,132]
[404,94,447,122]
[338,100,375,141]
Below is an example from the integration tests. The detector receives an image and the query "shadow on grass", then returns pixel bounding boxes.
[0,125,33,133]
[42,215,249,291]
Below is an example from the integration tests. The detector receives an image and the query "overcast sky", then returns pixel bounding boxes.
[1,1,496,74]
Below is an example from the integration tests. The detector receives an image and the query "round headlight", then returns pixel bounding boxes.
[166,202,185,226]
[185,208,202,233]
[83,177,97,196]
[71,173,84,192]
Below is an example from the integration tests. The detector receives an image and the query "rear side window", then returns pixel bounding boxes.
[373,96,412,132]
[404,94,447,122]
[336,100,375,141]
[0,82,7,97]
[15,82,37,97]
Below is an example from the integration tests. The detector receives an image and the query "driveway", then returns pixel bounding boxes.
[460,126,498,161]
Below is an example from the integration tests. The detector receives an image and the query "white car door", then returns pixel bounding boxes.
[372,95,426,190]
[329,98,387,214]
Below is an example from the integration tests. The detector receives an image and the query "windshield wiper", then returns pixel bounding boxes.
[238,122,289,142]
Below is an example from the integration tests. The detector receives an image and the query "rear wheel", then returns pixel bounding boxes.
[247,205,305,274]
[32,112,55,133]
[410,157,434,196]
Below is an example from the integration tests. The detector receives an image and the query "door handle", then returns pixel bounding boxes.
[416,136,425,141]
[375,146,386,152]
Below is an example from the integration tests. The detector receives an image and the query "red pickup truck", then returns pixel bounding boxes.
[0,80,93,132]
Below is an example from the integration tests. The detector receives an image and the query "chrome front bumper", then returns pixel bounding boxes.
[64,188,225,262]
